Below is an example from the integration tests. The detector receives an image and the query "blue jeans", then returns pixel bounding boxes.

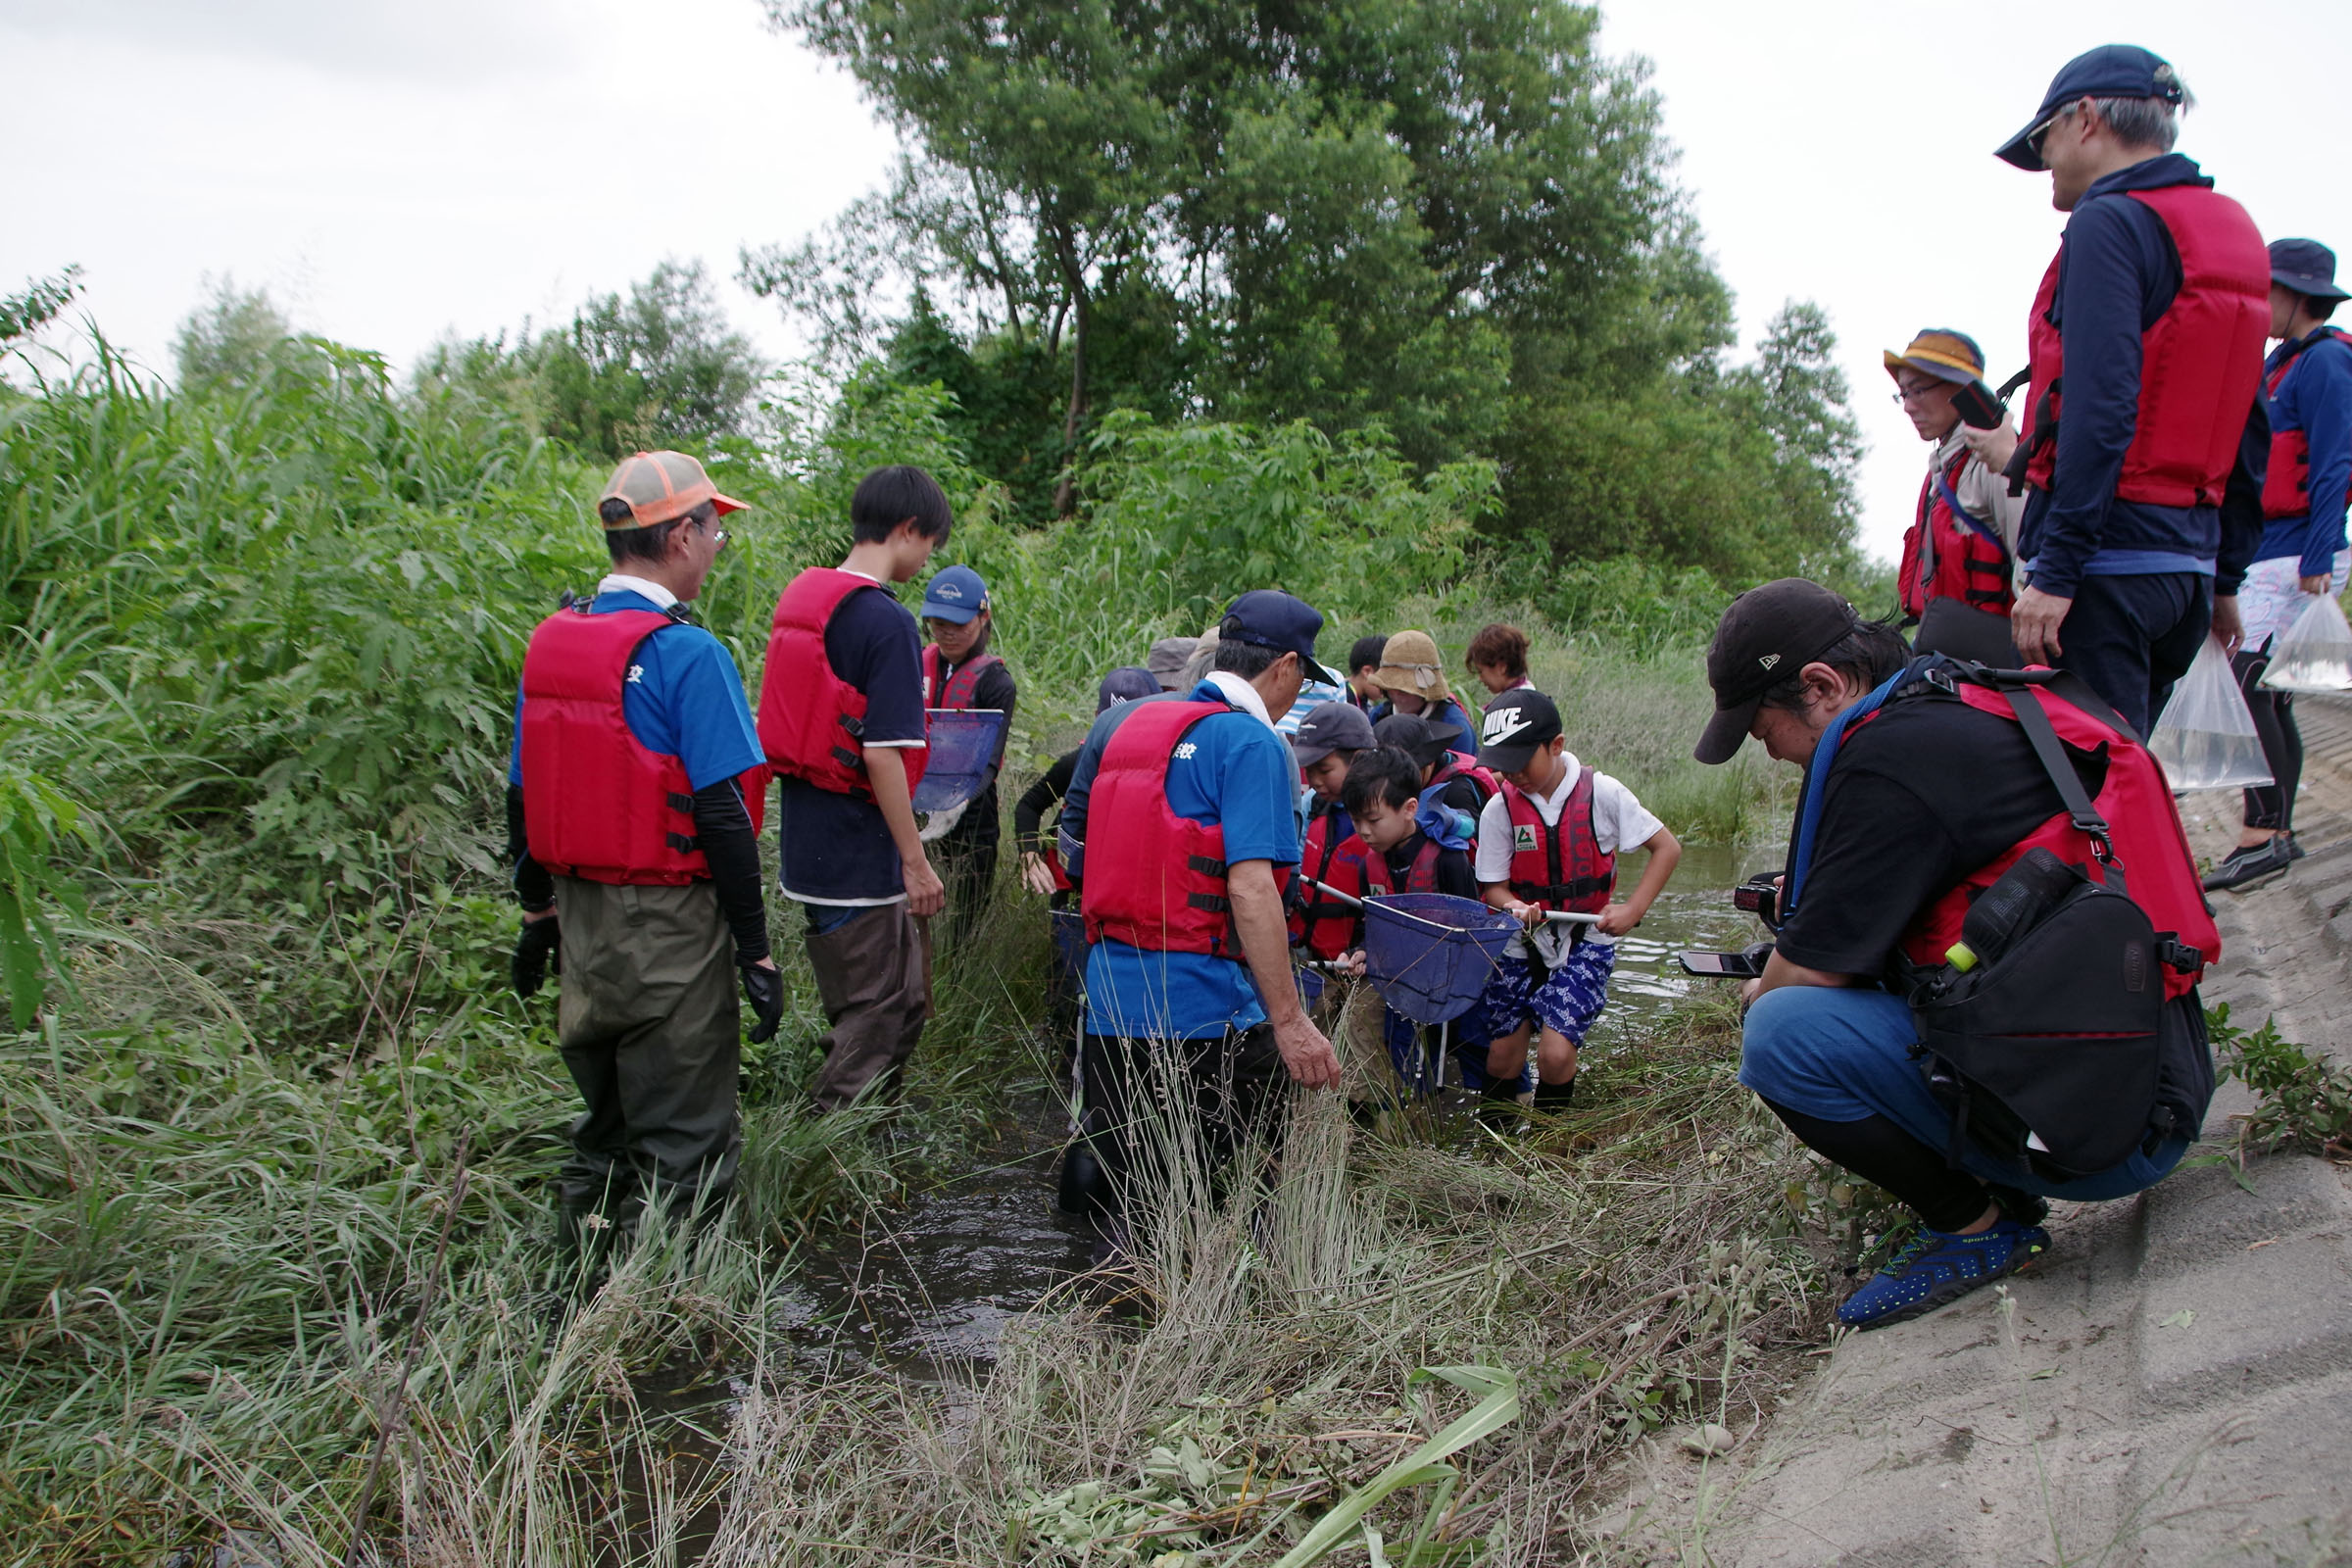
[1740,986,2189,1201]
[2055,570,2211,739]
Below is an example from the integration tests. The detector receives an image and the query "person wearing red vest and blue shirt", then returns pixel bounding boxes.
[1692,579,2220,1329]
[1472,689,1681,1117]
[507,450,783,1250]
[757,466,951,1111]
[2205,239,2352,892]
[915,564,1017,926]
[1884,329,2024,664]
[1059,590,1345,1258]
[1971,45,2269,739]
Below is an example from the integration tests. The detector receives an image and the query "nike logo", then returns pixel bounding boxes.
[1483,709,1533,744]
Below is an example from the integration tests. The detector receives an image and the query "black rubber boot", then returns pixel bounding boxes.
[1532,1075,1578,1112]
[1475,1076,1525,1134]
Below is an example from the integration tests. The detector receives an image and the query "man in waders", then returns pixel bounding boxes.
[758,466,951,1110]
[1978,44,2269,735]
[509,451,783,1248]
[1694,579,2217,1328]
[1061,590,1345,1256]
[1885,329,2025,663]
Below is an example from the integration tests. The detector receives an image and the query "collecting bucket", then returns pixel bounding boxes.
[1360,893,1517,1024]
[911,708,1008,813]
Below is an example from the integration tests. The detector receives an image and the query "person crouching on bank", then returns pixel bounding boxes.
[1692,579,2219,1329]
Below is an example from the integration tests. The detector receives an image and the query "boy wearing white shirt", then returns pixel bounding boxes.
[1472,690,1682,1110]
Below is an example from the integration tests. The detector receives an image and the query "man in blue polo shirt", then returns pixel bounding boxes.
[508,450,782,1249]
[1061,590,1344,1247]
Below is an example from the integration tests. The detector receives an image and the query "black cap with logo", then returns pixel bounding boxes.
[1694,579,1862,764]
[1476,688,1563,772]
[1373,711,1464,766]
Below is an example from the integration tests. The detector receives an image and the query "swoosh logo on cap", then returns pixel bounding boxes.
[1482,709,1533,744]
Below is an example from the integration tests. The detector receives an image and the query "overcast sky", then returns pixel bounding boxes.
[7,0,2349,564]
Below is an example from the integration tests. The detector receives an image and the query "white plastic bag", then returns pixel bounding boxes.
[2150,634,2273,790]
[2259,592,2352,693]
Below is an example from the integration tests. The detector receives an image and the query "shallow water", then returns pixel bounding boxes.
[777,839,1776,1379]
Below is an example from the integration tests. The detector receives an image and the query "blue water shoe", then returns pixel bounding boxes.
[1837,1217,2050,1330]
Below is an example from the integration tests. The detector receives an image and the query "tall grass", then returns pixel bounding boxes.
[0,322,1844,1563]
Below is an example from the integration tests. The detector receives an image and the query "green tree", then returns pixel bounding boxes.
[1,267,82,350]
[533,260,767,460]
[172,276,297,395]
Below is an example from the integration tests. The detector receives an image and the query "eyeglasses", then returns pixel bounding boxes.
[1891,380,1949,406]
[690,515,727,547]
[2026,102,2079,160]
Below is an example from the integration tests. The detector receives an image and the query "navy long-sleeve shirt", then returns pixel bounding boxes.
[2018,154,2265,598]
[2258,329,2352,575]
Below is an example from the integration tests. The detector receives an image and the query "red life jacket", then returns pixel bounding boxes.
[1500,768,1615,914]
[1900,449,2013,618]
[1080,698,1245,956]
[1288,808,1370,958]
[1362,834,1446,897]
[519,606,767,886]
[2017,183,2270,509]
[1427,754,1499,808]
[922,645,1005,710]
[1872,675,2218,1001]
[757,567,929,803]
[2261,326,2352,519]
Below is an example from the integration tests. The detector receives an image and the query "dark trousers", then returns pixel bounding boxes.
[2054,570,2211,738]
[933,789,1001,944]
[1075,1024,1289,1229]
[2234,648,2304,831]
[804,902,932,1109]
[552,878,741,1238]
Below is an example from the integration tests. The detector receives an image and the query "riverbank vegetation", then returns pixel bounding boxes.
[1,3,1894,1550]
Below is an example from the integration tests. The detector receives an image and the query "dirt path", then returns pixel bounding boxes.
[1610,697,2352,1566]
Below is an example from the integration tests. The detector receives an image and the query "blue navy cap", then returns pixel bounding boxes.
[1218,589,1338,685]
[920,564,989,623]
[1995,44,2185,172]
[2271,239,2349,304]
[1096,665,1160,712]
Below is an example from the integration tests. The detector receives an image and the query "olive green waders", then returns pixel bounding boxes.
[552,877,740,1243]
[803,902,932,1109]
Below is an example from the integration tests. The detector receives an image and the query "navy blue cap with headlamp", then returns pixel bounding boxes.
[1996,44,2186,172]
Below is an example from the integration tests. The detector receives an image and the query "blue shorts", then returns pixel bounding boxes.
[1740,985,2191,1201]
[1476,939,1616,1045]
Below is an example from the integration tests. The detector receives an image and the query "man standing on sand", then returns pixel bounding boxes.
[509,451,783,1248]
[757,466,952,1110]
[1976,44,2269,734]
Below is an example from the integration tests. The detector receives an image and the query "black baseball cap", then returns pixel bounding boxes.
[1996,44,2185,172]
[1096,665,1160,712]
[1292,701,1377,764]
[1219,590,1338,685]
[2271,238,2350,304]
[1694,579,1862,764]
[1476,689,1562,772]
[1372,711,1461,767]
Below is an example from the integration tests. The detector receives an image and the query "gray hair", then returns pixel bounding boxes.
[2080,87,2191,154]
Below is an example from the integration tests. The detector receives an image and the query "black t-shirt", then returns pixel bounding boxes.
[1774,689,2108,978]
[1013,748,1080,852]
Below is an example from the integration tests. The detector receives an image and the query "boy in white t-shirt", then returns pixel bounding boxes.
[1471,689,1682,1111]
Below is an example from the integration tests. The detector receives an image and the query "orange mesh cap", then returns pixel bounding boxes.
[597,450,747,529]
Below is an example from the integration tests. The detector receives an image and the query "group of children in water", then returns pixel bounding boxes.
[914,574,1683,1115]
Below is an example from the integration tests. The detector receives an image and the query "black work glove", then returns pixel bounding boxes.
[740,960,784,1044]
[513,914,561,999]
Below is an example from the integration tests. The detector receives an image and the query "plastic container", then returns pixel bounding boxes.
[1360,893,1518,1024]
[2259,593,2352,694]
[2149,635,2272,791]
[910,708,1009,813]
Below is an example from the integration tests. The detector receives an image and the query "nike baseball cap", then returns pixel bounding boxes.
[1695,578,1861,764]
[1476,688,1561,772]
[598,450,745,529]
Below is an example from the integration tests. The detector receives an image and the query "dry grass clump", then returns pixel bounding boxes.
[696,999,1831,1566]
